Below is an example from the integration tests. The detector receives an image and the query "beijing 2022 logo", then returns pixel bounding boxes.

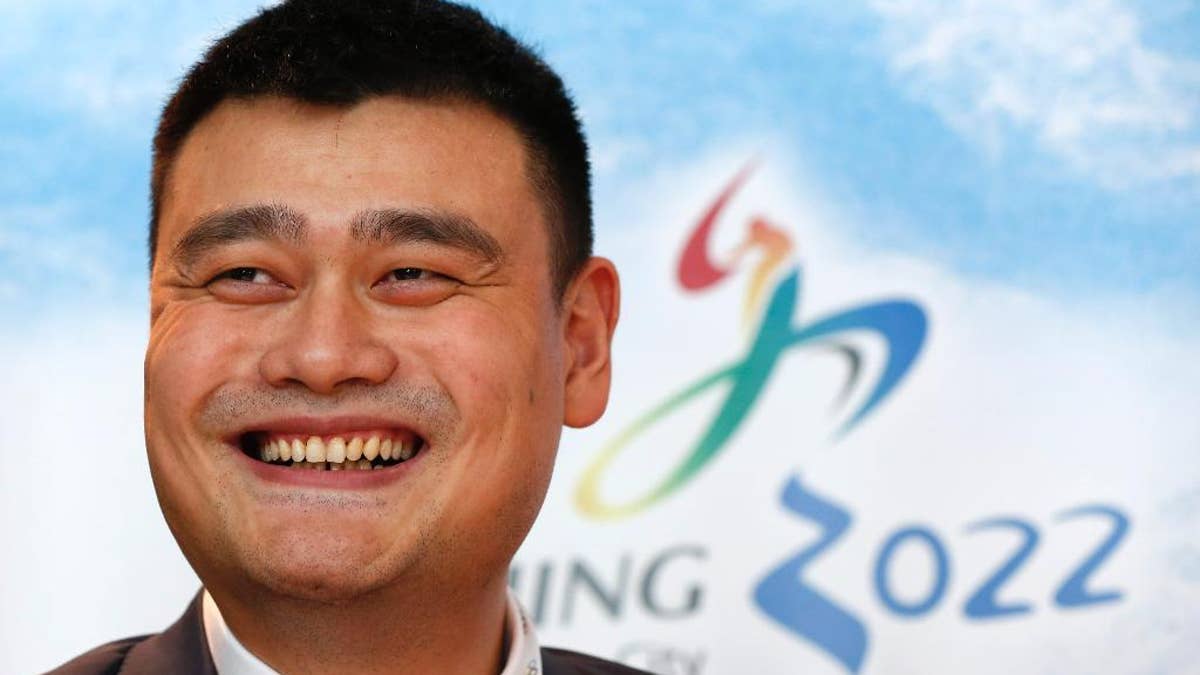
[576,164,927,519]
[574,165,1130,673]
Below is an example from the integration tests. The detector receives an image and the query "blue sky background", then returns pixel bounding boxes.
[1,0,1197,322]
[3,5,1199,673]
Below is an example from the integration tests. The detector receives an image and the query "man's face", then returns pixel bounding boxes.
[146,96,586,601]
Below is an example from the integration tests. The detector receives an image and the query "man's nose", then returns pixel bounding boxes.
[258,284,398,394]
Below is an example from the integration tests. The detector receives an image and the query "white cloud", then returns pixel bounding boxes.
[0,203,128,302]
[0,1,263,127]
[870,0,1200,186]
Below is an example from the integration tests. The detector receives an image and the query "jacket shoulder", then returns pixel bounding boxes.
[43,635,152,675]
[540,647,652,675]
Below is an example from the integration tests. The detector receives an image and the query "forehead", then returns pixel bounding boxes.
[159,95,545,256]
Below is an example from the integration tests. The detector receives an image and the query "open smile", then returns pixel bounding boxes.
[237,430,425,471]
[223,417,433,486]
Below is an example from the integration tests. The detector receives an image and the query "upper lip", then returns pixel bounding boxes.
[224,414,429,443]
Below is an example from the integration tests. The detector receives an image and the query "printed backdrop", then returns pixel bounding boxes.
[2,2,1197,674]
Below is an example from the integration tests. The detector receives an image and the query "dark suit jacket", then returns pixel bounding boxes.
[46,594,649,675]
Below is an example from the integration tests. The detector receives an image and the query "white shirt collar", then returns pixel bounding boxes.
[202,589,542,675]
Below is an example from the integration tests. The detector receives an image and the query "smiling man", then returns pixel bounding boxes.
[50,1,638,674]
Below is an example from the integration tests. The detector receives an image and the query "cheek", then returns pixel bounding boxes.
[144,306,259,569]
[146,305,256,433]
[426,302,562,434]
[425,301,564,498]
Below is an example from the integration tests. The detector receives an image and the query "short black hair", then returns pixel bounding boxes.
[151,0,591,297]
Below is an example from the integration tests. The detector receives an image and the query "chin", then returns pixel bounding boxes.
[239,528,411,604]
[257,568,381,604]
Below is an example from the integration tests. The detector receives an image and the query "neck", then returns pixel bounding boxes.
[209,574,510,675]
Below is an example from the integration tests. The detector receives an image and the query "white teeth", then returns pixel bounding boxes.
[328,437,347,463]
[306,436,326,463]
[255,433,418,469]
[363,436,380,461]
[347,437,364,461]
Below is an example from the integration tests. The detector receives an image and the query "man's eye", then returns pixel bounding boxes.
[202,266,290,303]
[375,267,459,305]
[211,267,276,284]
[391,267,429,281]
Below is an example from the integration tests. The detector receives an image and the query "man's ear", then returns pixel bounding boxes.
[561,257,620,428]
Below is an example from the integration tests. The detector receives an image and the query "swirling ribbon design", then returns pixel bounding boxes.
[575,165,927,520]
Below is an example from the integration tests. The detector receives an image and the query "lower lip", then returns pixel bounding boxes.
[231,445,423,489]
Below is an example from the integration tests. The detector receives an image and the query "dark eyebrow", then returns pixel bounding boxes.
[350,208,504,266]
[171,204,307,270]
